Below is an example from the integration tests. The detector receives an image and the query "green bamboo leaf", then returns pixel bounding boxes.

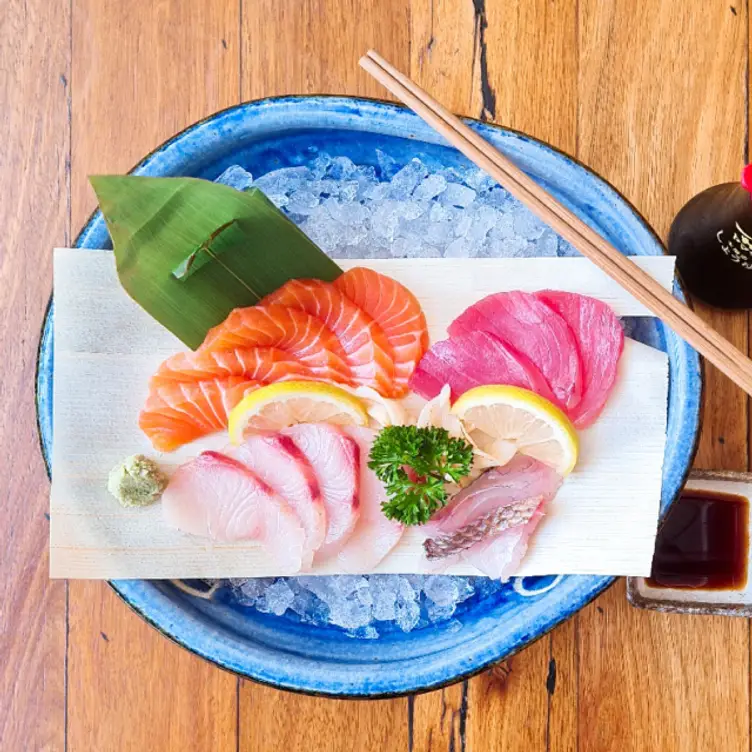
[90,175,342,349]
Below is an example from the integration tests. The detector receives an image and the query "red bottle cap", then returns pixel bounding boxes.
[741,164,752,194]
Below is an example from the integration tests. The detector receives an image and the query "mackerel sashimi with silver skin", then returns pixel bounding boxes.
[423,455,563,580]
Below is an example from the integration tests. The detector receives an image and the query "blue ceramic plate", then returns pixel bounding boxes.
[36,96,701,697]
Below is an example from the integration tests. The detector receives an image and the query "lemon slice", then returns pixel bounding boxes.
[228,381,369,443]
[451,385,579,475]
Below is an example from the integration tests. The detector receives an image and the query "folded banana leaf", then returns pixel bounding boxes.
[90,175,342,349]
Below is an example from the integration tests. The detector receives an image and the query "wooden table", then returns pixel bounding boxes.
[2,1,750,749]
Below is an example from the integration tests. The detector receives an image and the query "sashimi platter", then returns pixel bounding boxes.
[41,98,701,694]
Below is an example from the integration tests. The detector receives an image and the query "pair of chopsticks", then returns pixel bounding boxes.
[361,50,752,397]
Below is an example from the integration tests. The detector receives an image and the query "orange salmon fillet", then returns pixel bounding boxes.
[149,346,312,389]
[263,279,397,396]
[333,267,429,393]
[139,377,261,452]
[200,304,352,385]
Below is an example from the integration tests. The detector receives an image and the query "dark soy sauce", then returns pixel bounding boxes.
[647,490,749,590]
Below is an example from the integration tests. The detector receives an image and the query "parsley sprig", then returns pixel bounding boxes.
[368,425,474,525]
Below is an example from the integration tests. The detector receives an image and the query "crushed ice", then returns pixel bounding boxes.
[213,153,581,636]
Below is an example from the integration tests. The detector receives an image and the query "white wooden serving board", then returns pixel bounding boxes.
[50,249,674,579]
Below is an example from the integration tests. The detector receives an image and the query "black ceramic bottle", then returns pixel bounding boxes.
[669,165,752,308]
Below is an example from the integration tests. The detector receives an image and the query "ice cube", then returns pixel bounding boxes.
[326,156,357,181]
[394,599,421,632]
[513,208,546,240]
[413,173,448,201]
[424,575,460,606]
[454,213,473,238]
[426,600,457,623]
[440,183,476,208]
[285,189,320,216]
[215,165,254,191]
[388,159,428,199]
[232,577,275,606]
[535,229,559,257]
[328,595,373,630]
[557,238,580,257]
[376,149,398,179]
[310,154,332,179]
[257,579,295,616]
[444,236,477,258]
[252,166,310,195]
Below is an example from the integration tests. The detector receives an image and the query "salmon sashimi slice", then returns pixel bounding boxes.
[423,456,562,580]
[448,291,583,411]
[536,291,624,428]
[409,330,558,404]
[139,377,261,452]
[228,433,327,567]
[149,346,312,388]
[200,303,353,384]
[336,426,404,573]
[282,423,360,562]
[263,278,397,397]
[162,450,306,573]
[334,267,428,395]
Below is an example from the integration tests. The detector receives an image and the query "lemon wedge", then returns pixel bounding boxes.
[228,381,369,443]
[451,385,579,475]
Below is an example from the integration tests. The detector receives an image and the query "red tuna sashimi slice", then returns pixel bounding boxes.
[448,291,583,411]
[334,267,429,395]
[336,426,404,573]
[409,330,558,403]
[200,304,353,384]
[162,451,306,573]
[139,377,262,452]
[536,291,624,428]
[263,279,397,397]
[149,346,312,388]
[229,433,326,567]
[282,423,360,561]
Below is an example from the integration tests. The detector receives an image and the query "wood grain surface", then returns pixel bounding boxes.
[2,0,751,750]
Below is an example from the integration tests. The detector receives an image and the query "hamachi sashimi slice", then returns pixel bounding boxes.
[139,377,261,452]
[424,456,561,580]
[536,291,624,428]
[282,423,360,561]
[162,451,306,573]
[334,267,428,394]
[228,433,326,566]
[200,304,353,384]
[149,346,312,388]
[409,330,558,403]
[336,426,404,573]
[448,291,583,411]
[263,279,397,397]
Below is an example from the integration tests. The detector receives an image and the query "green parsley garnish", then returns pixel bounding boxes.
[368,425,474,526]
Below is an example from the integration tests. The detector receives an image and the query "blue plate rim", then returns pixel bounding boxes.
[36,94,702,697]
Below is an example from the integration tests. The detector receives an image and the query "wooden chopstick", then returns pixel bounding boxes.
[360,49,752,397]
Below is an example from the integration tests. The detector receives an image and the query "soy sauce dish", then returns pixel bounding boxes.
[628,470,752,616]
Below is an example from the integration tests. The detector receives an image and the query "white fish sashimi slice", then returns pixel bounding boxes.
[461,505,546,581]
[229,434,327,567]
[282,423,360,561]
[162,451,306,574]
[337,426,404,573]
